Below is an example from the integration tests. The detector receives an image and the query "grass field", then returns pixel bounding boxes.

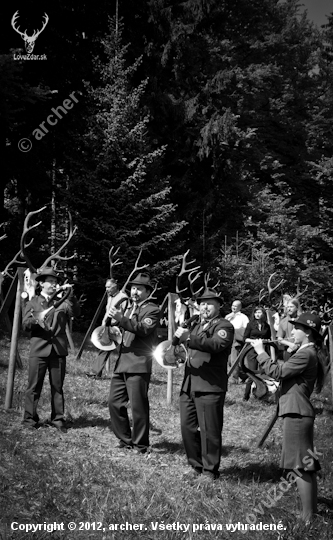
[0,332,332,540]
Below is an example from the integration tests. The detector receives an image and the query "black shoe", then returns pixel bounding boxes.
[21,422,39,431]
[115,442,133,450]
[51,422,67,433]
[133,446,150,455]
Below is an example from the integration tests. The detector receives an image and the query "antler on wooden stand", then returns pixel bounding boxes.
[176,250,200,304]
[122,249,149,292]
[258,272,285,308]
[295,277,308,300]
[108,246,122,280]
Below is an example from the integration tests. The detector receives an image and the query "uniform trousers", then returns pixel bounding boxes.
[228,342,242,380]
[91,350,110,376]
[23,352,66,426]
[109,372,150,451]
[180,391,225,477]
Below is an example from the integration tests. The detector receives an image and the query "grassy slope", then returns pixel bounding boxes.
[0,333,332,540]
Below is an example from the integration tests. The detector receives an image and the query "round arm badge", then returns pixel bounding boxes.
[143,317,153,326]
[217,329,228,339]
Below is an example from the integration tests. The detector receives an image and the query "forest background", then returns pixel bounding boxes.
[1,0,333,327]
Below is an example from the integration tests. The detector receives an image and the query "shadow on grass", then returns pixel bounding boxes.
[221,444,250,456]
[150,377,166,386]
[68,416,111,429]
[221,461,282,482]
[152,439,183,453]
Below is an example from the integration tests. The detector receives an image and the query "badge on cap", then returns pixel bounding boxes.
[217,329,227,339]
[144,317,153,326]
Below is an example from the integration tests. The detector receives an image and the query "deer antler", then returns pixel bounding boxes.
[267,272,285,302]
[295,277,308,300]
[258,273,285,308]
[176,250,200,304]
[144,282,160,303]
[109,246,122,279]
[188,270,203,299]
[38,212,77,271]
[2,249,27,278]
[122,249,149,292]
[20,206,47,272]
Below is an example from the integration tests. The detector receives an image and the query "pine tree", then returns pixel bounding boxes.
[67,17,186,296]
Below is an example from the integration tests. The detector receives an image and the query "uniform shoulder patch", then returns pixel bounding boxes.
[217,329,228,339]
[143,317,153,326]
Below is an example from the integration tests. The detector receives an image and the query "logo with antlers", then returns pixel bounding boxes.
[11,11,49,54]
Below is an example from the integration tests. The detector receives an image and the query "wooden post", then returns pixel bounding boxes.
[266,308,276,361]
[74,291,107,361]
[328,325,333,405]
[0,290,23,369]
[5,270,23,410]
[167,293,177,404]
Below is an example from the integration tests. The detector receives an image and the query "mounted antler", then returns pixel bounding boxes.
[19,206,77,300]
[176,250,200,304]
[20,206,46,273]
[188,270,203,299]
[39,212,77,271]
[122,249,149,292]
[259,272,285,307]
[203,272,222,298]
[295,277,308,300]
[1,249,28,279]
[109,246,122,279]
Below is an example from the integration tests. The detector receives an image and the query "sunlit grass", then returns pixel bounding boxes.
[0,333,332,539]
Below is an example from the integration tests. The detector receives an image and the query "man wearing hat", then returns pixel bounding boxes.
[107,273,160,454]
[22,267,80,433]
[174,288,234,484]
[86,278,127,378]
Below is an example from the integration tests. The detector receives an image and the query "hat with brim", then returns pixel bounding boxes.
[91,325,122,351]
[196,288,223,305]
[35,267,64,283]
[290,312,322,338]
[127,272,154,290]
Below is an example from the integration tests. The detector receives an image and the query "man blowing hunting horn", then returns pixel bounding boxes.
[107,270,160,454]
[174,283,234,484]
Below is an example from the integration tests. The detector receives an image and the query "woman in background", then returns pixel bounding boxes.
[242,307,271,400]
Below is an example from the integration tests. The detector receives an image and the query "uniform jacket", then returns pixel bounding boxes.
[115,301,160,373]
[257,344,318,417]
[181,316,234,393]
[22,293,80,357]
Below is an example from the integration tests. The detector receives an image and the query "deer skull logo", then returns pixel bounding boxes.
[11,11,49,54]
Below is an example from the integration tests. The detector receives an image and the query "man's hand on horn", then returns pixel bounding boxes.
[174,327,190,343]
[108,306,122,322]
[251,338,265,355]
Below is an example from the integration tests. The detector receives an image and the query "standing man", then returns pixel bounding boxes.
[277,298,300,360]
[175,288,234,484]
[108,273,160,454]
[225,300,249,383]
[22,267,80,433]
[87,278,127,378]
